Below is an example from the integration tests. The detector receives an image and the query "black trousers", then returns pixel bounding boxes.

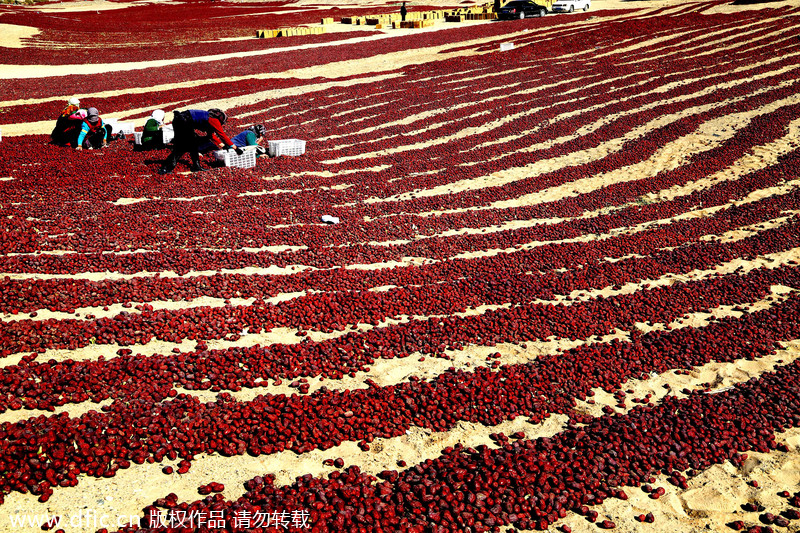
[161,111,202,171]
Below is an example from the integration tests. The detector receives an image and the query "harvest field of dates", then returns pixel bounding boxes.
[2,0,800,530]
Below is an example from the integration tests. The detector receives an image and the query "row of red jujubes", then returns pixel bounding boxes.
[1,3,799,526]
[2,14,799,256]
[4,55,799,255]
[2,255,799,410]
[112,357,800,532]
[1,293,798,506]
[2,172,798,313]
[1,215,797,361]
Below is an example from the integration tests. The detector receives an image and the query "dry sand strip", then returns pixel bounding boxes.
[0,291,307,324]
[0,263,315,282]
[351,74,800,205]
[4,243,306,259]
[3,327,798,533]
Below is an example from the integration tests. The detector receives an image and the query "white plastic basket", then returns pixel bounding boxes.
[268,139,306,157]
[214,148,257,169]
[135,127,174,146]
[114,122,135,135]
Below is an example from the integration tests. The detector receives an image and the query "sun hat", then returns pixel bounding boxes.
[251,124,267,138]
[208,108,227,124]
[151,109,166,124]
[86,107,100,123]
[68,97,80,106]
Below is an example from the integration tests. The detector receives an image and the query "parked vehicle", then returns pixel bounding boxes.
[497,0,547,19]
[551,0,590,12]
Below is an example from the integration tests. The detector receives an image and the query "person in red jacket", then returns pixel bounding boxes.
[158,108,241,174]
[50,97,84,146]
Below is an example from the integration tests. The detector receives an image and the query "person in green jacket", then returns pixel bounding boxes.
[139,109,166,150]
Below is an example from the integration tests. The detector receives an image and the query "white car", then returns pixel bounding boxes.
[551,0,590,12]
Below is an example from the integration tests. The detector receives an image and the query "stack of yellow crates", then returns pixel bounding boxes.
[256,26,326,38]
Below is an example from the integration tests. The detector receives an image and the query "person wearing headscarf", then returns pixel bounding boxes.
[51,97,84,146]
[139,109,167,150]
[159,108,240,174]
[75,107,112,150]
[231,124,267,155]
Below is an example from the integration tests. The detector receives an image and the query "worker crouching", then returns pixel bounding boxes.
[158,108,241,174]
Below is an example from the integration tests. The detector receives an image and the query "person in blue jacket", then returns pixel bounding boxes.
[74,108,113,150]
[231,124,267,155]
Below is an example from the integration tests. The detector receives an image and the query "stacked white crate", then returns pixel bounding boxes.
[106,118,135,135]
[268,139,306,157]
[115,122,136,135]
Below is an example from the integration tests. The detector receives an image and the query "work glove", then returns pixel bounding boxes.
[234,147,244,155]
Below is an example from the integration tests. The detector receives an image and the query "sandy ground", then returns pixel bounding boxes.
[0,23,39,47]
[1,0,800,531]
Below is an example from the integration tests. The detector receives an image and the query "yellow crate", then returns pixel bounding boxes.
[321,17,334,24]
